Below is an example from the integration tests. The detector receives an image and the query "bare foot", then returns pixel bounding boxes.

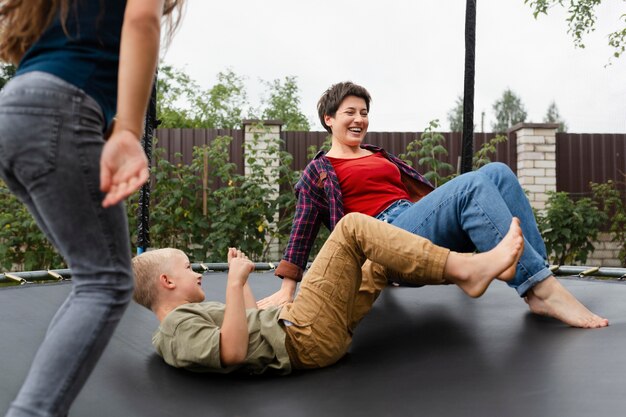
[445,217,524,298]
[525,276,609,328]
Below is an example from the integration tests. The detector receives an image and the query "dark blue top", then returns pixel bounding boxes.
[16,0,127,128]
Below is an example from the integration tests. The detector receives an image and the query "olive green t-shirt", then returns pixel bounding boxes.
[153,302,292,375]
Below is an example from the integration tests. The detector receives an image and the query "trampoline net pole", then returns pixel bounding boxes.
[461,0,476,174]
[137,74,158,255]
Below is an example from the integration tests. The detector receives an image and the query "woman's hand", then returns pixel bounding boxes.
[257,278,297,309]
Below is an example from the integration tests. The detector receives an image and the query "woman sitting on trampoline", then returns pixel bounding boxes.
[259,81,608,329]
[133,213,523,374]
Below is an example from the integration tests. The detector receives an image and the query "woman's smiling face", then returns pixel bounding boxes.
[324,95,369,147]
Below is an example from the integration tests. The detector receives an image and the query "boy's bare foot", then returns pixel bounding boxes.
[445,217,524,298]
[524,276,609,328]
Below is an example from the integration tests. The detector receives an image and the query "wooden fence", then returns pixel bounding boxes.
[154,128,626,197]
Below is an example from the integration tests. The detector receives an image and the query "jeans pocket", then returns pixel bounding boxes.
[0,108,62,181]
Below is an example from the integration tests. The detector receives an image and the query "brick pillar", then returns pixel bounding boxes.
[242,120,283,261]
[509,123,559,211]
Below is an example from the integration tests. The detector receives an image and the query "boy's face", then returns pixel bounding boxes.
[168,252,205,303]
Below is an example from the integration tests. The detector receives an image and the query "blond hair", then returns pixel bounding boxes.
[131,248,183,310]
[0,0,185,64]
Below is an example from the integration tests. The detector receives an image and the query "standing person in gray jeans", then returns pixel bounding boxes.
[0,1,185,416]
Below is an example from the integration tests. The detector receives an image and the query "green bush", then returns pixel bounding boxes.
[591,180,626,266]
[537,191,607,265]
[472,135,508,169]
[145,129,299,262]
[0,180,65,271]
[399,119,454,187]
[399,121,506,186]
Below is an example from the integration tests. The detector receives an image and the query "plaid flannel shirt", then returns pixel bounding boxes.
[275,144,434,281]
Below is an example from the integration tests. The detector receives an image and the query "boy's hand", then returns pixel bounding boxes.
[227,248,255,286]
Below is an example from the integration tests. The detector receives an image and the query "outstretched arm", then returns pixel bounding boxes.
[258,187,324,308]
[100,0,164,207]
[243,283,257,309]
[257,277,297,309]
[220,248,255,366]
[228,248,257,309]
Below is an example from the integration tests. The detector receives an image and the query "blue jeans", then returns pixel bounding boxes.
[0,72,133,417]
[390,162,552,296]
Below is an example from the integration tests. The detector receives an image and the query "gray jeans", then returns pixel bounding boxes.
[0,72,133,417]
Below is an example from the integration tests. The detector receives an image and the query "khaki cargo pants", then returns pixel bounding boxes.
[279,212,450,369]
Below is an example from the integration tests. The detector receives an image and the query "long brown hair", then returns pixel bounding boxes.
[0,0,185,65]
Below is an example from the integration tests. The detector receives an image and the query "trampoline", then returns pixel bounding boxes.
[1,272,624,417]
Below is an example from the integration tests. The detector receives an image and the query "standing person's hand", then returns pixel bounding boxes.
[100,129,149,207]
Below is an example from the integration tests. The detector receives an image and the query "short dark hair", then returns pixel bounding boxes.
[317,82,371,134]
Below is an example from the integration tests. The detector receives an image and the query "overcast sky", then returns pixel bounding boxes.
[162,0,626,133]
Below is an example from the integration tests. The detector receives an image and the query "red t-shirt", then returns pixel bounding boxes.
[327,152,411,216]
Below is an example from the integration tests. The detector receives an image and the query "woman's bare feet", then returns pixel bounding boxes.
[444,217,524,298]
[524,276,609,328]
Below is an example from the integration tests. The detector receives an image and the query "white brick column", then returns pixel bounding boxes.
[242,120,282,261]
[509,123,559,211]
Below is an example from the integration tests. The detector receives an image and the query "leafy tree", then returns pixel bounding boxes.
[491,89,527,132]
[157,64,311,130]
[543,101,568,132]
[0,63,16,90]
[157,65,250,129]
[525,0,626,60]
[261,76,310,131]
[447,95,464,132]
[157,64,203,128]
[199,69,250,129]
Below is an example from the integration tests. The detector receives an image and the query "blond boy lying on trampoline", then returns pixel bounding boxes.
[132,213,524,374]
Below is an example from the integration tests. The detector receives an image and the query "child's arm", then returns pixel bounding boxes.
[229,248,257,309]
[243,283,257,309]
[220,249,255,366]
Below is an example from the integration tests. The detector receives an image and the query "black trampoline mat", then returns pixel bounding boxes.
[1,273,625,417]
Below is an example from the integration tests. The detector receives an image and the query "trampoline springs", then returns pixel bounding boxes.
[550,265,626,279]
[0,269,72,285]
[3,273,27,285]
[190,262,280,273]
[47,270,66,281]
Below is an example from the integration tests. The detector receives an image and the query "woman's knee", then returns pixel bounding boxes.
[479,162,517,185]
[479,161,511,174]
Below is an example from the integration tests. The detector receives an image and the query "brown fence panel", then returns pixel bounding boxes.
[556,133,626,197]
[282,131,329,168]
[154,128,244,175]
[154,128,244,191]
[283,131,517,175]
